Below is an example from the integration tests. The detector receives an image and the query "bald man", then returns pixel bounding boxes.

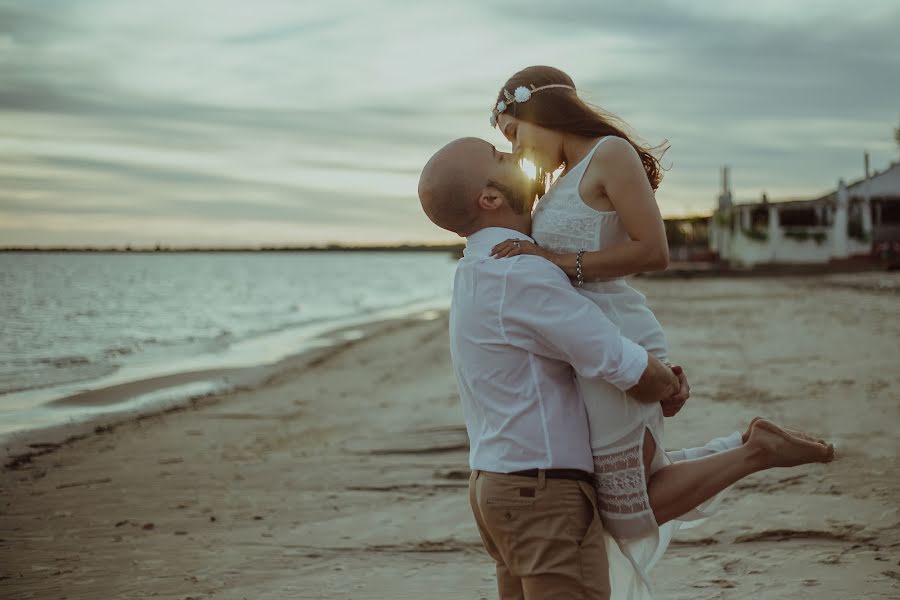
[418,138,680,599]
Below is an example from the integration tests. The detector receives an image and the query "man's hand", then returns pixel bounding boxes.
[627,354,679,404]
[660,365,690,417]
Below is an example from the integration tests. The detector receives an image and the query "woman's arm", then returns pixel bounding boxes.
[553,136,669,280]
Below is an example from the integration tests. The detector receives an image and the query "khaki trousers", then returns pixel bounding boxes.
[469,469,611,600]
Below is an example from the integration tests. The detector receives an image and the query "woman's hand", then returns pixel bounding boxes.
[491,239,556,262]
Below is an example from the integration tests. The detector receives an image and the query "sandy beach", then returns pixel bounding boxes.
[2,273,899,599]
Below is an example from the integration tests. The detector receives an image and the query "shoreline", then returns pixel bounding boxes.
[0,295,450,446]
[1,310,445,470]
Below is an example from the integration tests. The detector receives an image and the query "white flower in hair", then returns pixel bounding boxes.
[488,83,576,127]
[514,86,531,103]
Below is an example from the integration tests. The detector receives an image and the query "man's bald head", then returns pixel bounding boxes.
[418,137,492,236]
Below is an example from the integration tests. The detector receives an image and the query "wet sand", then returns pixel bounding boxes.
[1,274,898,599]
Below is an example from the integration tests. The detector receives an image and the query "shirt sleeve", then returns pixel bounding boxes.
[498,257,649,390]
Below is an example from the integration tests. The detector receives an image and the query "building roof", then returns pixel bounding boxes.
[729,160,900,211]
[830,160,900,199]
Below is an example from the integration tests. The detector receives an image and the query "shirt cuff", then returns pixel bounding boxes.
[608,338,649,391]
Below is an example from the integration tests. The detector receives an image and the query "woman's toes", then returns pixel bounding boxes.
[750,419,832,467]
[747,417,828,448]
[785,427,822,445]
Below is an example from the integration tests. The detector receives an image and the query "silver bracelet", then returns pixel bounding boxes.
[575,249,585,287]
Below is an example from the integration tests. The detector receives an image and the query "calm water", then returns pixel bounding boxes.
[0,252,457,435]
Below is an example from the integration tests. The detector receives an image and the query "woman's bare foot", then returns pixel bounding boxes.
[743,416,827,446]
[747,418,834,468]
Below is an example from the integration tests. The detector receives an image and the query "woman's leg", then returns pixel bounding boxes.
[665,420,827,464]
[665,431,743,463]
[642,419,833,526]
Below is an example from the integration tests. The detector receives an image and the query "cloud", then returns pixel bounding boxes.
[1,0,898,246]
[488,2,899,202]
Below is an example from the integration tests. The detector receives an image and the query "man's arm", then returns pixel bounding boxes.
[499,257,677,402]
[628,355,680,405]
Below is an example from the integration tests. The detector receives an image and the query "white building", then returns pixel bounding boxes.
[709,161,900,267]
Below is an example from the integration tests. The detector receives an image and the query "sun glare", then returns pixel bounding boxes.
[519,158,538,180]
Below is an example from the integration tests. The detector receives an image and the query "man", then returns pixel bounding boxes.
[417,138,685,599]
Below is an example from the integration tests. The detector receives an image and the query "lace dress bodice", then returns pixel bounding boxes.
[531,158,629,286]
[530,136,669,361]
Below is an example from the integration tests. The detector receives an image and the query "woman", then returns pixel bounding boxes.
[489,65,834,597]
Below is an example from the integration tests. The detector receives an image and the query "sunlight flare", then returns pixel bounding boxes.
[519,157,538,181]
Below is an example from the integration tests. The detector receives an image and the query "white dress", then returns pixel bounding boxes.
[530,136,743,598]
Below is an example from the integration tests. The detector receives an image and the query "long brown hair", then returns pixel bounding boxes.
[495,65,668,190]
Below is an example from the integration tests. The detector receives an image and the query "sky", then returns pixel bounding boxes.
[1,0,899,247]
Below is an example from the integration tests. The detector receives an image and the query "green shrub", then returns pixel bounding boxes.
[741,228,768,242]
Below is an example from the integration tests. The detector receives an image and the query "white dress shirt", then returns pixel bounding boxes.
[449,227,649,473]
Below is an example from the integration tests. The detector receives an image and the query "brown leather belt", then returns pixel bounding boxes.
[507,468,594,484]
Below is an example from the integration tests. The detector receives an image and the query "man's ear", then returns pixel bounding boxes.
[476,186,504,211]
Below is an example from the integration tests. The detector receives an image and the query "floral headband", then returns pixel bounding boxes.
[489,83,575,127]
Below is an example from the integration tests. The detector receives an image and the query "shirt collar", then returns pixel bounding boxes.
[463,227,535,258]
